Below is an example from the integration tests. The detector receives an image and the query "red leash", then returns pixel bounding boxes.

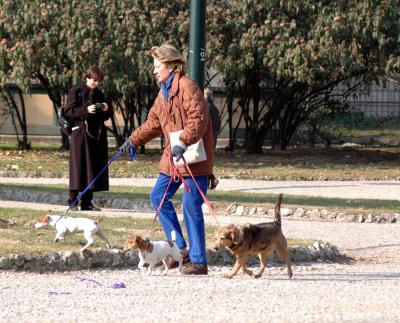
[152,156,219,227]
[181,156,220,227]
[152,156,190,225]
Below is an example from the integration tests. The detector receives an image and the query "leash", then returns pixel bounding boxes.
[48,276,126,296]
[54,149,124,226]
[66,150,123,213]
[152,155,220,227]
[181,156,220,227]
[75,276,126,289]
[152,156,190,225]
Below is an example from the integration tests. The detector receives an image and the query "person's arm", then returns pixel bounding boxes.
[212,103,221,133]
[64,86,89,119]
[130,95,163,147]
[179,79,209,145]
[97,90,112,122]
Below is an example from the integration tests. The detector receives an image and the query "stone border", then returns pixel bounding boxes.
[0,241,345,272]
[0,188,154,213]
[222,203,400,224]
[1,187,399,224]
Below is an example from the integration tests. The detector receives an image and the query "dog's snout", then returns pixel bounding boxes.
[212,243,222,252]
[34,222,45,229]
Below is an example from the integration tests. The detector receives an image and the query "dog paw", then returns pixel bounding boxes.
[223,273,234,279]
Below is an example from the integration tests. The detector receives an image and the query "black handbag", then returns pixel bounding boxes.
[57,106,73,136]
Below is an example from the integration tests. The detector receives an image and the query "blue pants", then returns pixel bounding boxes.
[150,173,208,265]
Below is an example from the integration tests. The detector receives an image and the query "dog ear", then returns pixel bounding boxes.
[94,219,102,225]
[38,214,49,223]
[230,228,241,244]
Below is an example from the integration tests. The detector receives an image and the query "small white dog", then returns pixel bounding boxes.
[123,231,183,276]
[34,214,111,252]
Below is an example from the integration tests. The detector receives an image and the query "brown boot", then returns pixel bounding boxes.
[181,262,208,275]
[168,255,190,269]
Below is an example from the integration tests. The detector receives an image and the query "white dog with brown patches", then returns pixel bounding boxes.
[34,215,111,251]
[123,231,183,276]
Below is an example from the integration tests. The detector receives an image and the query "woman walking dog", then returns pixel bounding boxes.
[121,44,214,275]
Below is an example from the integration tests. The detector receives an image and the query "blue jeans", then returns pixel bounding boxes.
[150,173,208,265]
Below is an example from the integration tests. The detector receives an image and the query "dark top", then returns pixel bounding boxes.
[64,83,111,191]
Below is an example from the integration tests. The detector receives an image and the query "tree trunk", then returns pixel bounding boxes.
[3,85,31,150]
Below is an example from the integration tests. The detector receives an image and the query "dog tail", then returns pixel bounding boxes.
[170,230,177,242]
[274,194,283,226]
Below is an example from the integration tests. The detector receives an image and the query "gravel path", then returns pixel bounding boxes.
[1,263,399,322]
[1,178,400,322]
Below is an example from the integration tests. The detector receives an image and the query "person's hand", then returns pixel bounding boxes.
[172,142,187,161]
[119,137,133,154]
[87,104,97,114]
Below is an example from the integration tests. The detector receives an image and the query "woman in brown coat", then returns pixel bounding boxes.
[123,44,214,275]
[64,66,111,211]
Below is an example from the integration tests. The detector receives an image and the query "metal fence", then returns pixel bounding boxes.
[341,80,400,117]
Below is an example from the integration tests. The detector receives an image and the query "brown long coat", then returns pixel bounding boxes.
[131,73,214,177]
[64,83,111,191]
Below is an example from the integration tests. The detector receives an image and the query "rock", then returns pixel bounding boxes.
[0,256,9,269]
[293,208,305,218]
[336,213,348,222]
[226,203,237,213]
[378,217,387,223]
[328,212,337,220]
[256,207,266,216]
[365,214,374,223]
[280,208,293,217]
[235,205,245,216]
[248,207,257,216]
[306,210,319,219]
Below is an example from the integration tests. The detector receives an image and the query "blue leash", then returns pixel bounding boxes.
[66,149,124,212]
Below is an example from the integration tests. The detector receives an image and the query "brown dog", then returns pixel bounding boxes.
[213,194,293,279]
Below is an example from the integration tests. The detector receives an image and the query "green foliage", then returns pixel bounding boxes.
[0,0,190,144]
[330,111,400,130]
[206,0,400,151]
[1,0,400,152]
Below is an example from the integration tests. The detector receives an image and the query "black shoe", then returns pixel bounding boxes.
[68,205,79,211]
[81,204,101,211]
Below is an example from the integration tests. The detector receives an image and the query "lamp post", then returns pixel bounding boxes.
[188,0,206,90]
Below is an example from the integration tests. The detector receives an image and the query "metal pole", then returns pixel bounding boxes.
[188,0,206,90]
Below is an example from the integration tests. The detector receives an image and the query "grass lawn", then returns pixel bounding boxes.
[0,207,311,256]
[1,143,400,180]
